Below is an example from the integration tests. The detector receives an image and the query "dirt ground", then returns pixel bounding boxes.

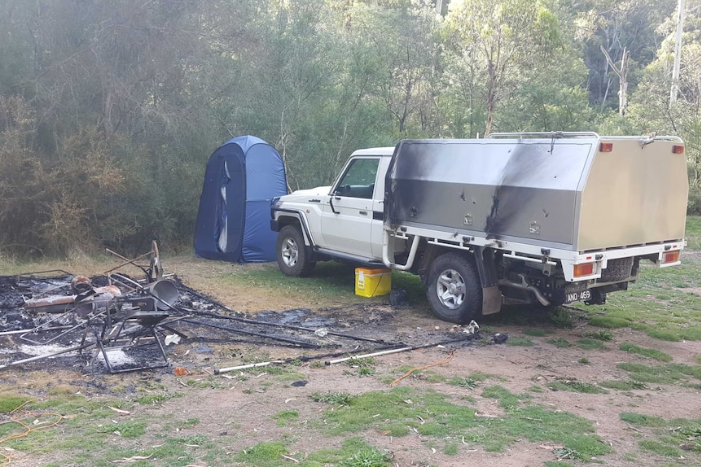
[4,299,701,467]
[2,255,701,467]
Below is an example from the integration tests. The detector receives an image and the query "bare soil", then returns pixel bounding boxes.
[2,259,701,466]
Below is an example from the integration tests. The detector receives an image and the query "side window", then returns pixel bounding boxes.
[334,158,379,199]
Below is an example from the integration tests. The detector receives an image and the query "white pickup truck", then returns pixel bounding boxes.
[271,133,688,323]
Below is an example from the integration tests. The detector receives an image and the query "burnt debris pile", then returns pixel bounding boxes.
[0,262,394,375]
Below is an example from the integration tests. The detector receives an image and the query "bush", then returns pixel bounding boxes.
[688,185,701,215]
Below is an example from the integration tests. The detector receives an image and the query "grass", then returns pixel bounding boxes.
[136,391,183,405]
[273,410,299,426]
[506,336,534,347]
[620,412,666,426]
[310,392,355,405]
[576,338,606,350]
[548,380,607,394]
[235,437,392,467]
[617,362,701,384]
[447,377,479,388]
[0,393,31,413]
[311,386,608,459]
[547,337,572,348]
[619,411,701,459]
[345,357,377,377]
[569,217,701,342]
[523,328,552,337]
[619,342,673,362]
[481,385,529,409]
[584,330,614,341]
[599,380,647,390]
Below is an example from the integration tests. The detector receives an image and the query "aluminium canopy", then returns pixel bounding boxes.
[194,136,287,262]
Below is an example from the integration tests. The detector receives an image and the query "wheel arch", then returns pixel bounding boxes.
[274,211,314,247]
[420,244,497,289]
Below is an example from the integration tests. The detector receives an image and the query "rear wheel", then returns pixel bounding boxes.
[426,252,482,324]
[277,225,316,277]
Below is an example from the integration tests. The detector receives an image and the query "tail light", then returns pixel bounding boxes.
[599,142,613,152]
[574,263,595,277]
[663,250,680,264]
[672,145,685,154]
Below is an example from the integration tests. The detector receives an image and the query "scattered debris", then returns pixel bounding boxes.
[463,320,479,335]
[491,333,509,344]
[193,344,214,354]
[389,289,408,307]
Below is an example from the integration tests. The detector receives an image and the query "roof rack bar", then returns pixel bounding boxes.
[488,131,600,139]
[601,135,683,143]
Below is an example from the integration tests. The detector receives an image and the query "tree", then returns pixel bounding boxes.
[446,0,562,135]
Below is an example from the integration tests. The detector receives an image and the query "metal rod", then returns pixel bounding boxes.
[0,325,73,337]
[213,344,405,375]
[181,319,321,348]
[102,251,153,275]
[182,307,386,344]
[325,336,476,365]
[214,360,286,375]
[108,273,142,291]
[20,310,106,345]
[0,343,94,370]
[12,269,72,279]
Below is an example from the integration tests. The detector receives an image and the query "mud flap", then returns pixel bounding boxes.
[475,247,502,315]
[482,286,502,315]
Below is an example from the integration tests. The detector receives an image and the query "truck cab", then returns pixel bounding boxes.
[271,148,394,273]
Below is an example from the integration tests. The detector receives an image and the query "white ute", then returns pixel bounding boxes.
[271,133,689,324]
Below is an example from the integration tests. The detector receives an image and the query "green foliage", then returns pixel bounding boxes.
[1,0,701,256]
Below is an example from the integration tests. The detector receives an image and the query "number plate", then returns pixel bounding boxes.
[564,290,591,304]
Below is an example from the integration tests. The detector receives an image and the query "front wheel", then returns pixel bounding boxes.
[426,252,482,324]
[276,225,316,277]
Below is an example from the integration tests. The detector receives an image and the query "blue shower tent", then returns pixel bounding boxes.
[194,136,287,262]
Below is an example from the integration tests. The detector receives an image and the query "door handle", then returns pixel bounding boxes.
[359,210,368,215]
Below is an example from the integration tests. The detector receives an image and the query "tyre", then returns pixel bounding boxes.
[276,225,316,277]
[426,252,482,324]
[600,257,633,282]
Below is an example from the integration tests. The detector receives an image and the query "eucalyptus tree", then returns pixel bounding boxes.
[445,0,562,136]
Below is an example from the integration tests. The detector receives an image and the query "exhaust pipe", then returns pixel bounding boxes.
[498,274,550,306]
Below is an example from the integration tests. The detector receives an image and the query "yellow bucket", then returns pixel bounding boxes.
[355,267,392,298]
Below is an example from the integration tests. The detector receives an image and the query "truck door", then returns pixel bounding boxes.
[321,157,379,258]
